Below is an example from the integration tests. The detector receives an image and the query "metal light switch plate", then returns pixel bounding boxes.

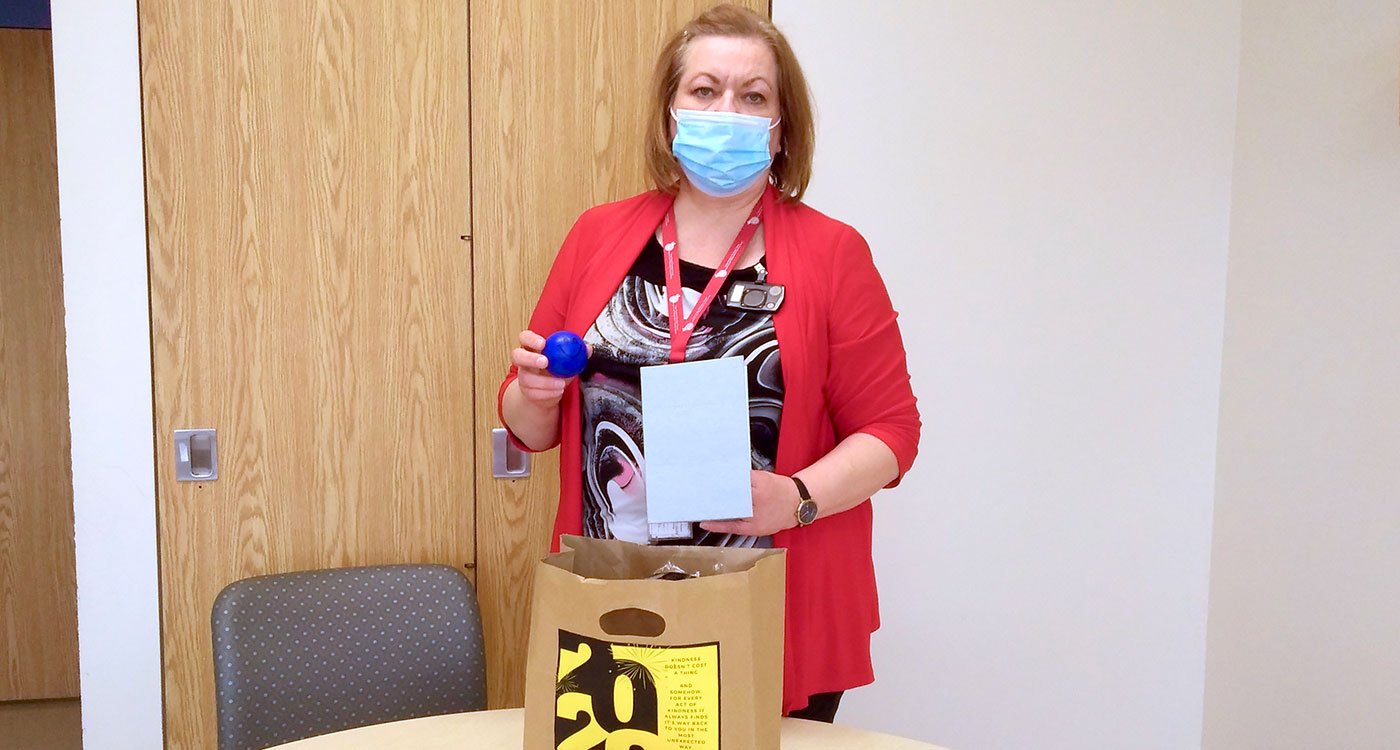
[492,427,531,478]
[174,428,218,481]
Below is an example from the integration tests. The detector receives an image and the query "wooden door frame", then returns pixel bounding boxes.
[50,1,164,745]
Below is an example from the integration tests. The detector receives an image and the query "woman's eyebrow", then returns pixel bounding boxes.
[686,72,771,88]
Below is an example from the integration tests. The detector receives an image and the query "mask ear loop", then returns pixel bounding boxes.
[769,116,784,167]
[770,116,785,189]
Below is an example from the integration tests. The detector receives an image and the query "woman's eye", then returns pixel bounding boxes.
[693,86,714,97]
[744,92,767,104]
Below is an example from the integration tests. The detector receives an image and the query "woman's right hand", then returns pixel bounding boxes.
[511,329,571,408]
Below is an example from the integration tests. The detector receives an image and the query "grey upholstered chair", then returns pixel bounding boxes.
[211,564,486,750]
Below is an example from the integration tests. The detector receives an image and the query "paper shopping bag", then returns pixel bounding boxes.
[523,535,786,750]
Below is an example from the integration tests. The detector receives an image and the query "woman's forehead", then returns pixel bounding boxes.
[680,35,777,82]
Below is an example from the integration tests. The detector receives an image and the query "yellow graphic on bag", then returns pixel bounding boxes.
[556,631,721,749]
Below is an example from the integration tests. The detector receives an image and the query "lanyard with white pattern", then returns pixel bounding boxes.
[658,198,765,363]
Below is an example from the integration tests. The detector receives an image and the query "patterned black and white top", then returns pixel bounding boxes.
[579,235,784,548]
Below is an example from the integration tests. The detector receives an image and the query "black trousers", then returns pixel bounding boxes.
[786,691,844,723]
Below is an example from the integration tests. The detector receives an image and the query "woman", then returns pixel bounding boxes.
[498,4,920,722]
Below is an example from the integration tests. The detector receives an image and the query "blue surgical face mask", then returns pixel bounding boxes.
[670,108,780,198]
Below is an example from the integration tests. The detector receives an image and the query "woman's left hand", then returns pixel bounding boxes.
[699,470,800,538]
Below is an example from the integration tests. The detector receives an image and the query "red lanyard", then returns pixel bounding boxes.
[659,198,765,363]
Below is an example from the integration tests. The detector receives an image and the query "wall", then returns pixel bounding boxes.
[1202,3,1400,749]
[50,0,164,746]
[773,2,1241,747]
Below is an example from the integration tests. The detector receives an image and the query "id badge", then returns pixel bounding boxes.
[724,281,785,313]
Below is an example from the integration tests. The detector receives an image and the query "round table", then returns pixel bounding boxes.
[267,707,948,749]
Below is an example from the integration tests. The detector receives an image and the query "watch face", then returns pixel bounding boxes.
[797,500,818,526]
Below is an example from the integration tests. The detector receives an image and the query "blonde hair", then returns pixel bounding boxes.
[644,4,815,202]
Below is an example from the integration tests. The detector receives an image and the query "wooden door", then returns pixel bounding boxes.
[140,2,473,747]
[0,28,80,702]
[471,0,769,709]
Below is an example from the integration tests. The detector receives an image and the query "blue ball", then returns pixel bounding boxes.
[543,331,588,378]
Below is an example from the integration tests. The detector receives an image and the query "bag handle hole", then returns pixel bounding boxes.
[599,607,667,637]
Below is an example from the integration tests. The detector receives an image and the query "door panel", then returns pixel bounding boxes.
[0,29,80,702]
[140,2,472,747]
[470,0,768,709]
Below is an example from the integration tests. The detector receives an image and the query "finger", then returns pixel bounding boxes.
[512,347,550,371]
[519,374,565,390]
[700,519,752,534]
[520,386,565,404]
[519,378,565,397]
[518,330,546,352]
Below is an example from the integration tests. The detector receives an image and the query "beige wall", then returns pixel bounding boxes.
[776,2,1241,747]
[1203,3,1400,749]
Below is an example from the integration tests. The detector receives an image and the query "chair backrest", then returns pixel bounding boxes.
[211,564,486,750]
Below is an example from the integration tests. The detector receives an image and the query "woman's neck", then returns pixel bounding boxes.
[670,177,770,267]
[673,177,768,220]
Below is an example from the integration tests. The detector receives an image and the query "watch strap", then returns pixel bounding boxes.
[792,476,817,527]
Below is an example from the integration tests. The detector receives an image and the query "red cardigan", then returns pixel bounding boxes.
[498,186,921,712]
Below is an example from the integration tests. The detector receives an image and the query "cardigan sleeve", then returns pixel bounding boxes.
[495,212,587,453]
[822,226,922,486]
